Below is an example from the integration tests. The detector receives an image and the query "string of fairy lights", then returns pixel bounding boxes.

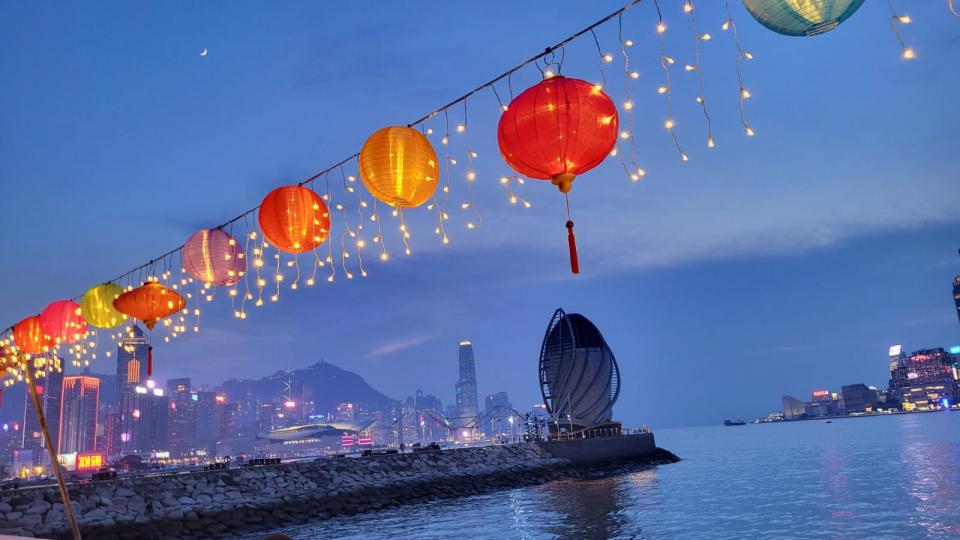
[0,0,950,387]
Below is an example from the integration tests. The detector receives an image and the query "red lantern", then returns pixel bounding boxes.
[13,316,53,355]
[112,282,186,331]
[40,300,87,344]
[497,76,619,273]
[258,186,331,254]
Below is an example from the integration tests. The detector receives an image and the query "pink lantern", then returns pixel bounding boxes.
[40,300,87,344]
[182,228,245,286]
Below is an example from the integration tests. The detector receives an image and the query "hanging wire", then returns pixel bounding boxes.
[653,0,687,161]
[887,0,916,60]
[722,0,755,137]
[616,13,646,182]
[684,1,715,149]
[950,0,960,18]
[2,0,649,334]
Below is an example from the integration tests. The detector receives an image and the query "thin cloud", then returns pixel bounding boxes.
[367,333,439,359]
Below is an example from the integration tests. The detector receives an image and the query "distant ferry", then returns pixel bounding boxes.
[723,419,747,426]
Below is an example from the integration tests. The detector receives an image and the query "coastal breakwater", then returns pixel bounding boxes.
[0,437,679,539]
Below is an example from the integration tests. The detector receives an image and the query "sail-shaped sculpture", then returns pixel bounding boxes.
[538,308,621,434]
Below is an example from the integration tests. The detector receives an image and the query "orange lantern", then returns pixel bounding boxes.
[258,186,331,254]
[112,282,186,330]
[358,126,439,208]
[13,316,53,355]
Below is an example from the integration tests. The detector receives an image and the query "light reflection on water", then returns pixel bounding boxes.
[268,413,960,539]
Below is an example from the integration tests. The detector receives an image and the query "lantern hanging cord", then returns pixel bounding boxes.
[2,0,646,334]
[950,0,960,18]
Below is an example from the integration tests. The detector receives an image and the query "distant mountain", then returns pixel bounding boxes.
[216,360,396,414]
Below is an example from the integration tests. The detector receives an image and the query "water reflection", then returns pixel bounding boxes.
[536,477,629,539]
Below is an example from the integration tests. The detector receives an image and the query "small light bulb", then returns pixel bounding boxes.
[902,47,916,60]
[707,137,715,148]
[603,53,614,63]
[629,71,640,79]
[745,126,755,136]
[684,64,696,72]
[656,22,667,33]
[897,15,911,24]
[623,100,633,110]
[683,2,693,13]
[610,148,618,157]
[664,119,675,130]
[743,51,754,60]
[722,20,730,31]
[663,55,675,64]
[681,153,689,162]
[657,86,668,94]
[544,70,556,79]
[456,124,466,133]
[699,33,711,41]
[741,88,751,99]
[620,131,631,139]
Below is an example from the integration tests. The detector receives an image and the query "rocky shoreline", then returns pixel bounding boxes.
[0,443,679,539]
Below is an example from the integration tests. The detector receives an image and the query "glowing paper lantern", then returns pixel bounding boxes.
[40,300,87,344]
[81,283,127,329]
[358,126,439,208]
[497,76,618,274]
[183,228,245,285]
[258,186,331,254]
[13,316,52,355]
[112,282,186,330]
[742,0,866,36]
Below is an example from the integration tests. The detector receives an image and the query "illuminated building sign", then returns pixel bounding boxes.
[889,345,902,356]
[951,346,960,355]
[811,390,830,399]
[358,438,374,446]
[284,400,296,409]
[215,395,226,404]
[76,453,104,471]
[341,435,355,447]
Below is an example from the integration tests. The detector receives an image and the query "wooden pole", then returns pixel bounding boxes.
[24,361,82,540]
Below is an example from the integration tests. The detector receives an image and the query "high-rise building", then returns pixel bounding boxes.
[116,326,149,454]
[128,381,169,454]
[840,384,879,413]
[167,378,196,456]
[455,340,479,438]
[193,391,222,456]
[889,347,959,410]
[483,392,512,436]
[22,361,64,463]
[58,376,100,454]
[953,249,960,328]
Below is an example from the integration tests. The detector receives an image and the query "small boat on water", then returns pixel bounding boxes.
[723,419,747,426]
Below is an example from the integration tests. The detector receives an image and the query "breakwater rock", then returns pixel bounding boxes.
[0,442,679,539]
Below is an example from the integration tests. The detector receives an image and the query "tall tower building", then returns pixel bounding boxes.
[455,340,479,437]
[22,359,64,463]
[167,378,196,456]
[58,376,100,454]
[953,249,960,328]
[129,381,169,454]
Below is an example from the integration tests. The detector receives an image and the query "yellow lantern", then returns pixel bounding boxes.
[358,126,439,208]
[80,283,127,329]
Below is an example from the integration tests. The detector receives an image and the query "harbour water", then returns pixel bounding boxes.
[266,412,960,539]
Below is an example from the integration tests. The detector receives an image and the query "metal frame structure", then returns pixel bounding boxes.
[538,308,621,429]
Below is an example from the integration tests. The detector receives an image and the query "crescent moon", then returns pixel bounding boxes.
[200,48,208,57]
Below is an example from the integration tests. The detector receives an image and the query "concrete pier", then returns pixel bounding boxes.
[0,441,678,539]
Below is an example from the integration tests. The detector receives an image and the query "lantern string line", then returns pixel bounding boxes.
[950,0,960,18]
[723,0,754,138]
[654,0,687,161]
[616,13,646,182]
[685,1,715,149]
[887,0,915,59]
[323,173,337,283]
[460,99,482,231]
[2,0,650,334]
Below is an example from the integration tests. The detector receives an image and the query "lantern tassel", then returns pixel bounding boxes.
[147,345,153,377]
[566,220,579,274]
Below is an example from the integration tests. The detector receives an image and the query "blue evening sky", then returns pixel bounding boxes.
[1,1,958,427]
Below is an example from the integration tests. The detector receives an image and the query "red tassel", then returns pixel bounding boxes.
[147,346,153,377]
[566,220,580,274]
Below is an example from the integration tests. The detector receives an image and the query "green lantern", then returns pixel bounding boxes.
[742,0,866,36]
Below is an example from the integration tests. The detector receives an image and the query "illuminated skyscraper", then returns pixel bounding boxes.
[167,378,196,456]
[953,250,960,328]
[455,340,479,437]
[22,360,64,463]
[129,381,169,454]
[889,347,959,410]
[58,376,100,454]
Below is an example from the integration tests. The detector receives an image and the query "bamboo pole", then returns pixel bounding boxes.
[24,360,82,540]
